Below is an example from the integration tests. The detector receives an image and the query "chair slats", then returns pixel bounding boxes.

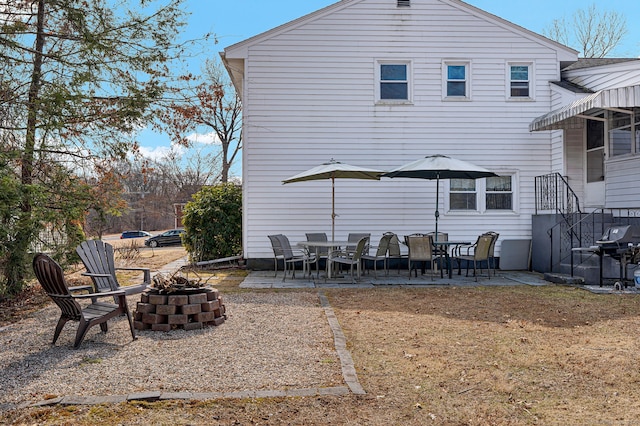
[33,253,136,348]
[77,240,150,297]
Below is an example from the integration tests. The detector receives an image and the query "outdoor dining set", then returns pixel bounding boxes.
[267,231,499,283]
[274,154,502,283]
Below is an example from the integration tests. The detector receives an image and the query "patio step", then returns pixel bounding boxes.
[543,272,584,285]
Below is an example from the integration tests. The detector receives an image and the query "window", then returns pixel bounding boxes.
[586,118,605,182]
[609,110,639,157]
[377,61,411,102]
[444,62,469,98]
[449,175,515,212]
[508,63,532,99]
[450,179,476,210]
[485,176,512,210]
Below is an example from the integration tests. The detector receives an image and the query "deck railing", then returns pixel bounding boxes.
[534,173,581,215]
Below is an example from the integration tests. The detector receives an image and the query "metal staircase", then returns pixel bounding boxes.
[534,173,640,284]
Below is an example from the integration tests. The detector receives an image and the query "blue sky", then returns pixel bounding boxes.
[138,0,640,173]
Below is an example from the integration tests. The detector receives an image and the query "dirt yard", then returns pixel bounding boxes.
[3,252,640,424]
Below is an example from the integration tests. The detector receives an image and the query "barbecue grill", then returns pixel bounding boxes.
[595,225,640,288]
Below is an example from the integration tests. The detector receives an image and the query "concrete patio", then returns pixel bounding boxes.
[240,269,551,289]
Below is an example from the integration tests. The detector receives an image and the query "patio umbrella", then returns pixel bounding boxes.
[381,154,497,240]
[282,159,384,241]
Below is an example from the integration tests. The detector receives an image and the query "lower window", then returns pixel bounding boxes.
[449,175,514,212]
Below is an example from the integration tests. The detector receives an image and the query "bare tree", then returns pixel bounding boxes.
[159,58,242,183]
[543,4,628,58]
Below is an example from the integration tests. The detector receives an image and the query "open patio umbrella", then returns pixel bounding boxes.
[381,154,498,240]
[282,159,384,241]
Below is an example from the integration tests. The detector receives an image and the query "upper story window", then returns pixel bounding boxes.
[443,61,470,99]
[508,63,532,99]
[377,61,411,103]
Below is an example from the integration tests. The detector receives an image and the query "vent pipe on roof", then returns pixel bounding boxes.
[398,0,410,7]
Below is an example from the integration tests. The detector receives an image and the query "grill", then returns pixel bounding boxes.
[595,225,640,288]
[596,225,640,253]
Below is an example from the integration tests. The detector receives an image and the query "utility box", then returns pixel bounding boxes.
[499,239,531,270]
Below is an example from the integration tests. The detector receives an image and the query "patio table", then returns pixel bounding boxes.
[432,240,471,279]
[297,240,350,278]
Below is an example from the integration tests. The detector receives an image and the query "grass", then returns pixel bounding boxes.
[4,258,640,424]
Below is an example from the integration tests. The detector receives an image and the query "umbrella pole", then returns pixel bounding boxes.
[331,176,335,241]
[434,174,440,243]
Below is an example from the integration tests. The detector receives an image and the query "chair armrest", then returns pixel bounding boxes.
[116,267,151,283]
[328,249,346,259]
[69,284,94,293]
[81,272,112,278]
[453,243,475,256]
[115,267,150,272]
[72,289,126,300]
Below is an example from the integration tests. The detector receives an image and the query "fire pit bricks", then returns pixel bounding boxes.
[134,288,226,331]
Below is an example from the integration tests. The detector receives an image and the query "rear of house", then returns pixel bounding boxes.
[222,0,590,269]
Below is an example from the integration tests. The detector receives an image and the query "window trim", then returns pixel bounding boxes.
[442,60,471,101]
[375,59,413,104]
[506,62,534,101]
[445,172,519,214]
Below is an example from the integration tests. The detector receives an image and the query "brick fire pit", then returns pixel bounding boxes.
[134,286,226,332]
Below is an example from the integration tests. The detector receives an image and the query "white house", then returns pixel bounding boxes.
[221,0,640,274]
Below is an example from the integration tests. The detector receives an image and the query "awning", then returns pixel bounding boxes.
[530,85,640,131]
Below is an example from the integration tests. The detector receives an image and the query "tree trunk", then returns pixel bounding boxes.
[5,0,46,294]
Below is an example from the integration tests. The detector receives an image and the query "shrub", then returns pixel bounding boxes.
[182,183,242,262]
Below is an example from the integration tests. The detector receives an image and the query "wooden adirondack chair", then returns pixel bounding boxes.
[76,240,150,297]
[33,253,136,348]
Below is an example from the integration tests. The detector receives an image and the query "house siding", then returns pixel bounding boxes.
[225,0,576,260]
[605,156,640,207]
[564,62,640,91]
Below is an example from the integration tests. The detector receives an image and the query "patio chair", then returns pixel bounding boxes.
[268,234,285,277]
[454,234,494,281]
[386,232,407,274]
[426,231,449,277]
[306,232,329,278]
[275,234,315,281]
[76,240,150,301]
[482,231,500,276]
[327,236,369,283]
[407,235,434,280]
[33,253,136,349]
[361,233,394,278]
[346,233,370,256]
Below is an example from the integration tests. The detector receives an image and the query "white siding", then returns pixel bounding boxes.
[565,61,640,91]
[605,156,640,207]
[225,0,577,260]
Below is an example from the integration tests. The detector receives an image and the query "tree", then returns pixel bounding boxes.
[0,0,190,296]
[543,4,628,58]
[182,184,242,262]
[82,162,128,239]
[159,58,242,183]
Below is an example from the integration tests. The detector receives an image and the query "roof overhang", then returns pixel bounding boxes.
[530,85,640,131]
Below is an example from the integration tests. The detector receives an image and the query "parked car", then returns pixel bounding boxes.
[144,229,185,247]
[120,230,152,239]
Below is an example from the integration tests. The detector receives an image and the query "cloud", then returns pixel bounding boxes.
[138,144,186,161]
[186,131,221,145]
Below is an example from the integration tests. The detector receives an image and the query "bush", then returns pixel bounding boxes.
[182,183,242,262]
